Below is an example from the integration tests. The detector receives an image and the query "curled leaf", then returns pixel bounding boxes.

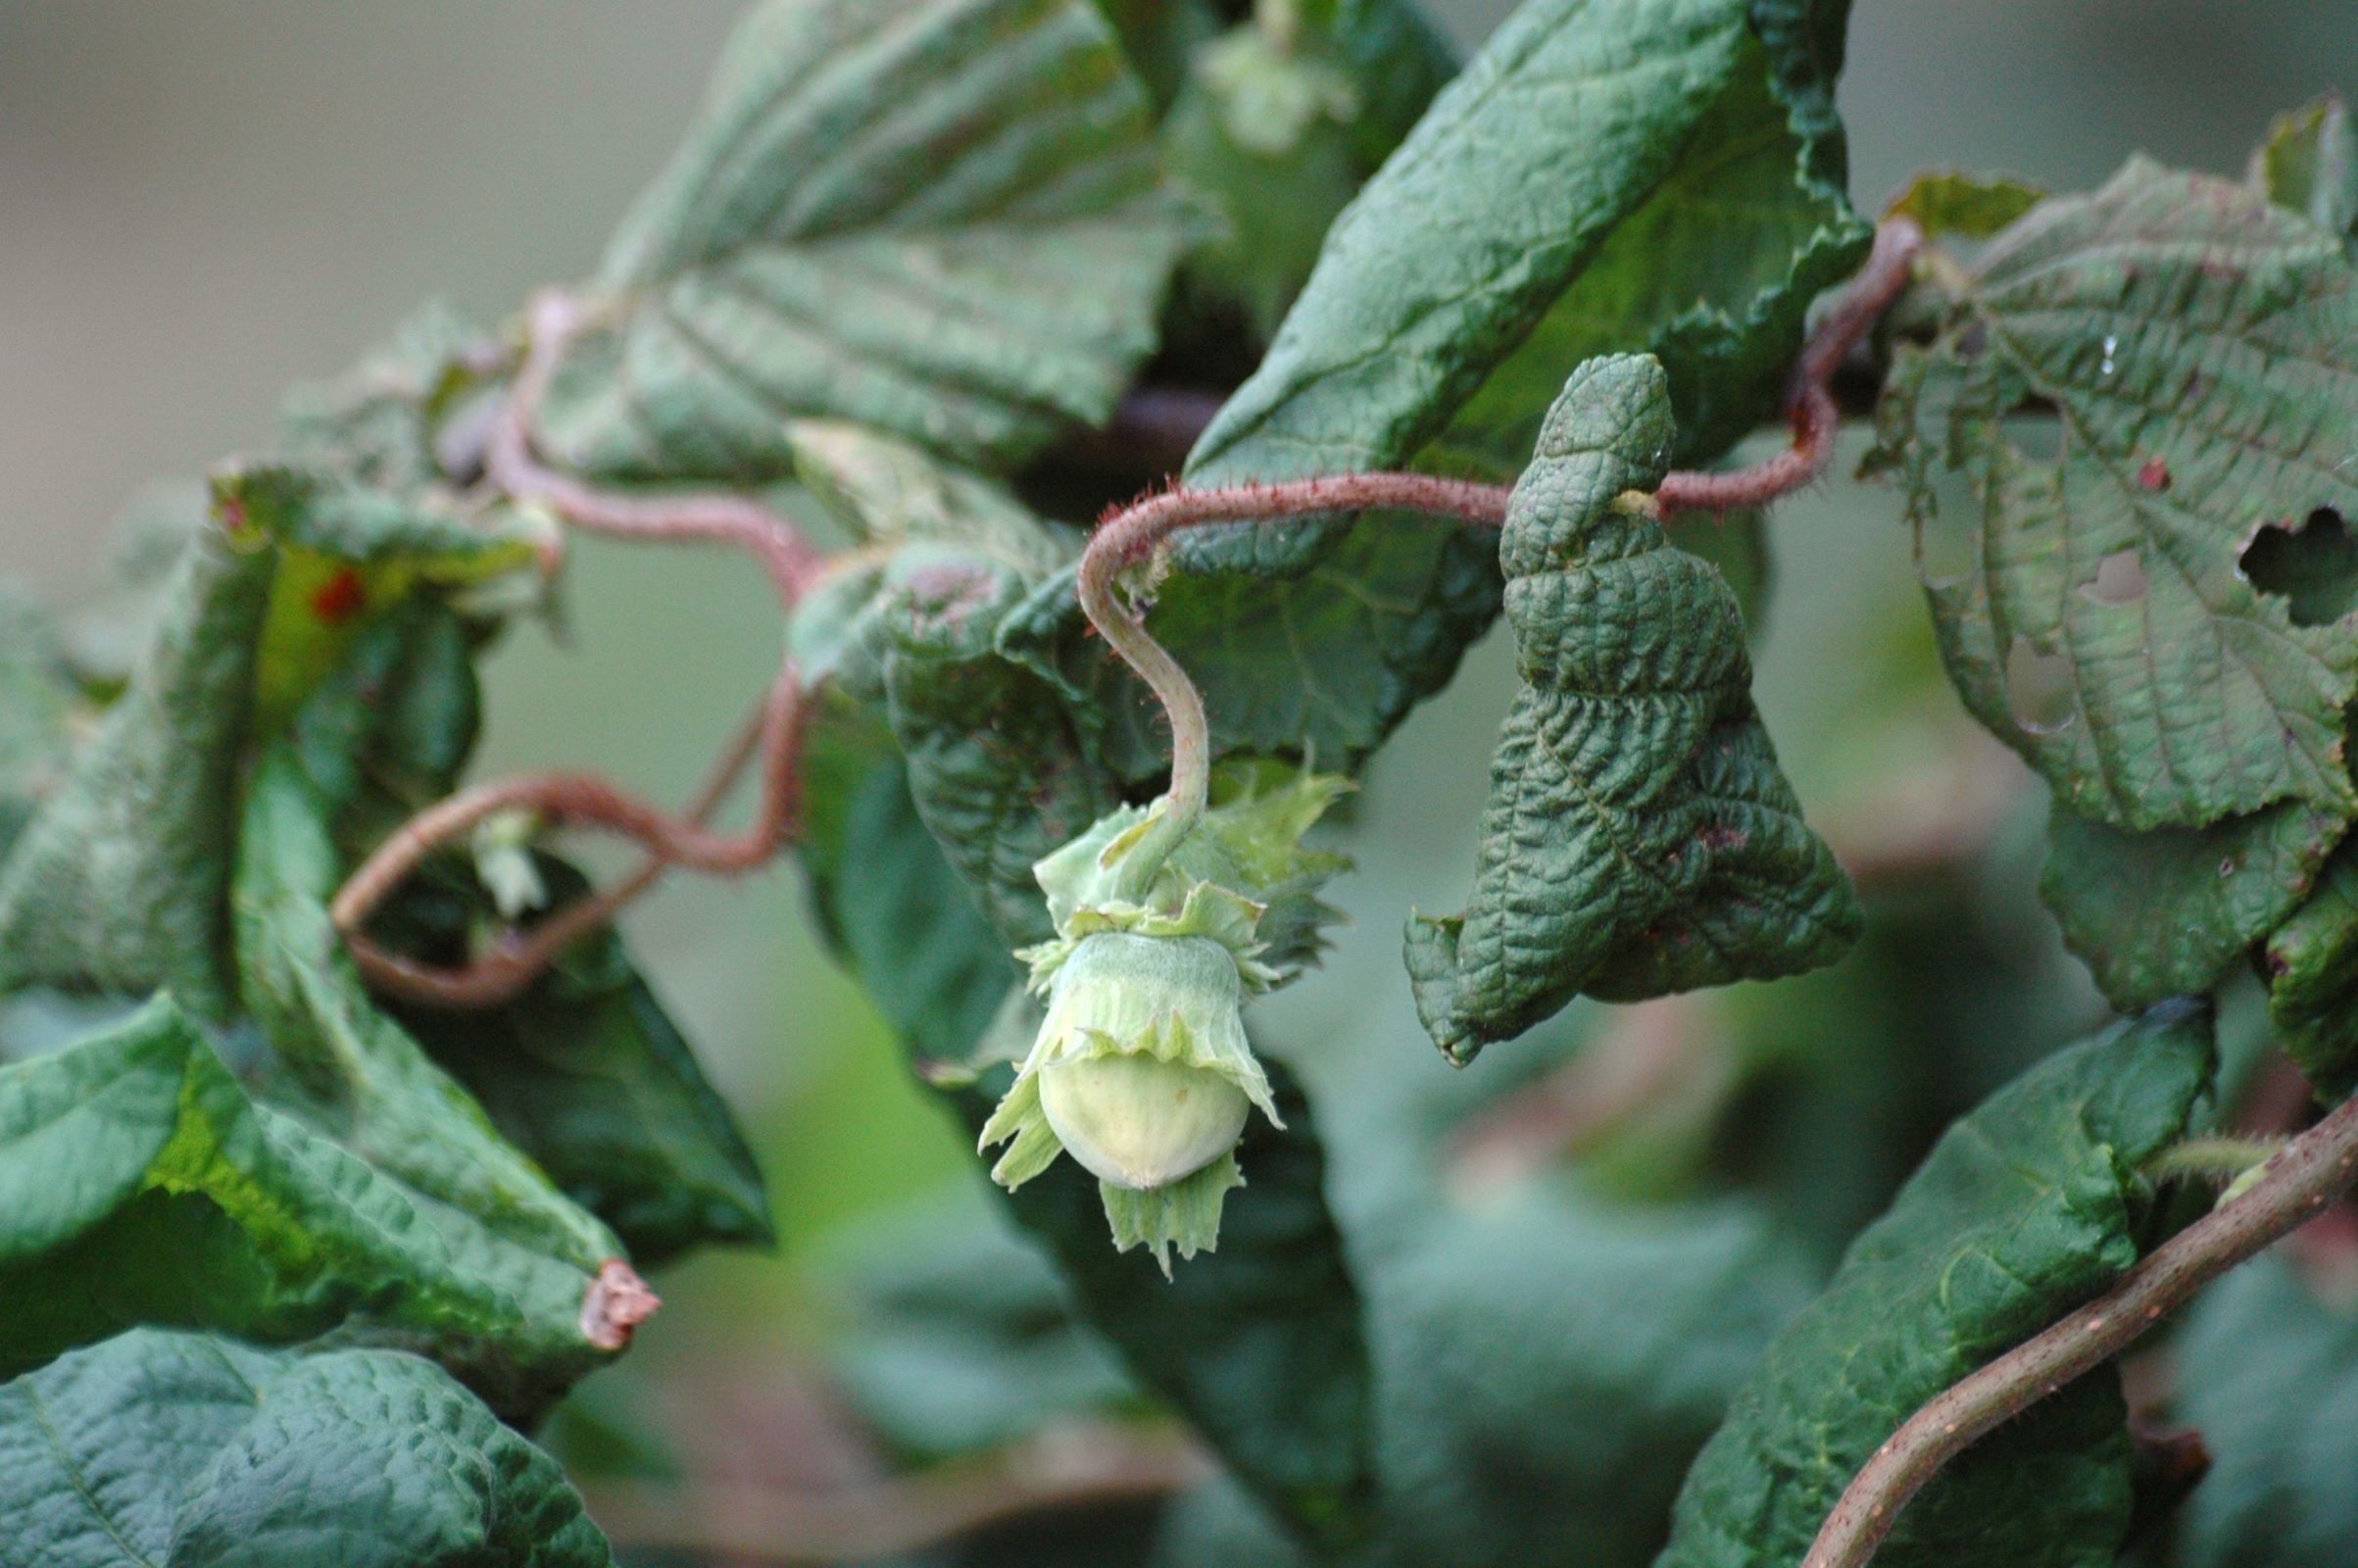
[1407,356,1856,1064]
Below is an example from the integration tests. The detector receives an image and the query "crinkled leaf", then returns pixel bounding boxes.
[234,751,626,1276]
[2041,798,2346,1009]
[1872,157,2358,830]
[2171,1253,2358,1568]
[1007,0,1862,775]
[0,1327,614,1568]
[1887,171,2045,240]
[1652,1002,2217,1568]
[2263,836,2358,1099]
[0,519,271,1019]
[1406,357,1857,1064]
[2252,93,2357,246]
[962,1056,1375,1551]
[0,471,535,1020]
[0,998,619,1412]
[533,0,1191,483]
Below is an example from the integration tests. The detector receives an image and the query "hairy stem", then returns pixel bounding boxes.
[1078,472,1510,888]
[1651,217,1925,514]
[1803,1087,2358,1568]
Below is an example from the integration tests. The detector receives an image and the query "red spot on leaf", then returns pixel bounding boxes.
[2137,458,2171,492]
[310,568,368,624]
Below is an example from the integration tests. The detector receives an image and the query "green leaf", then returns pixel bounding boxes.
[0,588,76,863]
[532,0,1192,483]
[2251,93,2357,246]
[1872,157,2358,831]
[789,423,1117,945]
[1405,357,1857,1064]
[965,1055,1376,1552]
[2263,836,2358,1099]
[797,690,1022,1068]
[1190,0,1864,483]
[828,1200,1138,1457]
[1149,1197,1815,1568]
[0,519,273,1020]
[0,469,536,1021]
[0,1327,614,1568]
[274,608,771,1265]
[1006,0,1863,774]
[1887,170,2046,241]
[388,859,775,1268]
[234,752,623,1273]
[2171,1253,2358,1568]
[0,998,619,1412]
[883,590,1118,947]
[2040,799,2346,1009]
[1652,1002,2217,1568]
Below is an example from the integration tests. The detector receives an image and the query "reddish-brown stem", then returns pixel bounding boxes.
[490,290,826,605]
[1653,217,1925,515]
[341,681,789,1007]
[333,289,820,1006]
[1079,472,1510,883]
[1801,1085,2358,1568]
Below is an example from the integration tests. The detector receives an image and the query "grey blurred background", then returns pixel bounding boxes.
[2,0,2351,1373]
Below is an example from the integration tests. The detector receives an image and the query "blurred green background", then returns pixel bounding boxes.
[3,0,2353,1544]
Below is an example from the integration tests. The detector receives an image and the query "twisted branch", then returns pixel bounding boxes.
[1802,1086,2358,1568]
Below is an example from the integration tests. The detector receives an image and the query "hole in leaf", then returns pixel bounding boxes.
[2005,636,2076,733]
[2241,507,2358,626]
[2078,549,2147,606]
[1914,498,1976,589]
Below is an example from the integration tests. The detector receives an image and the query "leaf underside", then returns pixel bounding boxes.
[534,0,1191,484]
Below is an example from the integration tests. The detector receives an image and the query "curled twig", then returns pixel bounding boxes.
[332,290,820,1006]
[1801,1085,2358,1568]
[338,676,794,1006]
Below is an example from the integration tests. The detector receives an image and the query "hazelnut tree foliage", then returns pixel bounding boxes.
[8,2,2358,1566]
